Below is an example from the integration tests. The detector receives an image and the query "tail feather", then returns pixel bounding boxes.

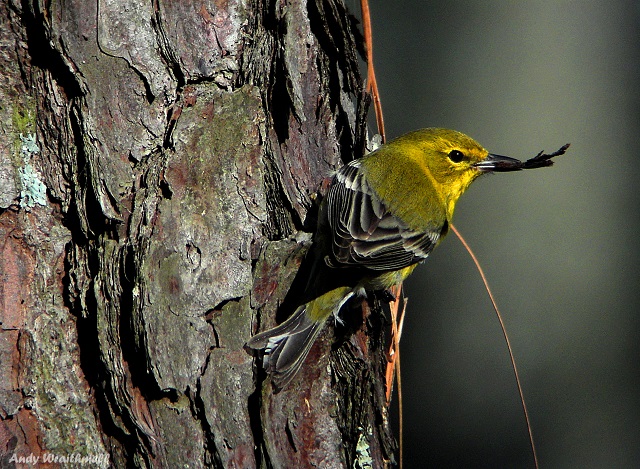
[247,286,356,390]
[246,305,327,391]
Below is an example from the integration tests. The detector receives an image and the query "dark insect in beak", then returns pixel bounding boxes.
[474,143,571,172]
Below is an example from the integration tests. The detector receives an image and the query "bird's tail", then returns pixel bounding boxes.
[246,287,353,391]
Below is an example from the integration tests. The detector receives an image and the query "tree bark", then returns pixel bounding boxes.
[0,0,396,467]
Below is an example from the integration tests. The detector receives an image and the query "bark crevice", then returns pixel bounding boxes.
[0,1,399,467]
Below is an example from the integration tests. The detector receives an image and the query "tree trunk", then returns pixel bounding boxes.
[0,0,396,467]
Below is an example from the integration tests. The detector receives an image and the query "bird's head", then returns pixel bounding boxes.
[393,128,521,219]
[410,127,518,190]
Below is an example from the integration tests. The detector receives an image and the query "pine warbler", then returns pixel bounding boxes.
[246,127,563,390]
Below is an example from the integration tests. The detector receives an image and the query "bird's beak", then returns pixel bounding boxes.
[474,153,524,172]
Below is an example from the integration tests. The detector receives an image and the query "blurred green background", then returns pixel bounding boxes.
[364,1,640,467]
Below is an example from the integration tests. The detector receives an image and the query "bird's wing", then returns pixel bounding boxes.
[326,160,442,271]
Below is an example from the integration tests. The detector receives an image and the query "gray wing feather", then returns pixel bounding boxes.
[246,304,326,391]
[326,160,440,270]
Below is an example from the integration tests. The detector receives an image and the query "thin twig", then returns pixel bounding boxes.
[360,0,385,142]
[449,223,539,469]
[394,292,406,469]
[360,3,400,467]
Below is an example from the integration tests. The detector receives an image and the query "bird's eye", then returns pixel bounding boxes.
[448,150,465,163]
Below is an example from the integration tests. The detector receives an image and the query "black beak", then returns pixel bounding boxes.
[474,153,524,172]
[474,143,570,173]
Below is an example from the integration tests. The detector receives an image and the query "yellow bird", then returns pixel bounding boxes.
[246,127,566,390]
